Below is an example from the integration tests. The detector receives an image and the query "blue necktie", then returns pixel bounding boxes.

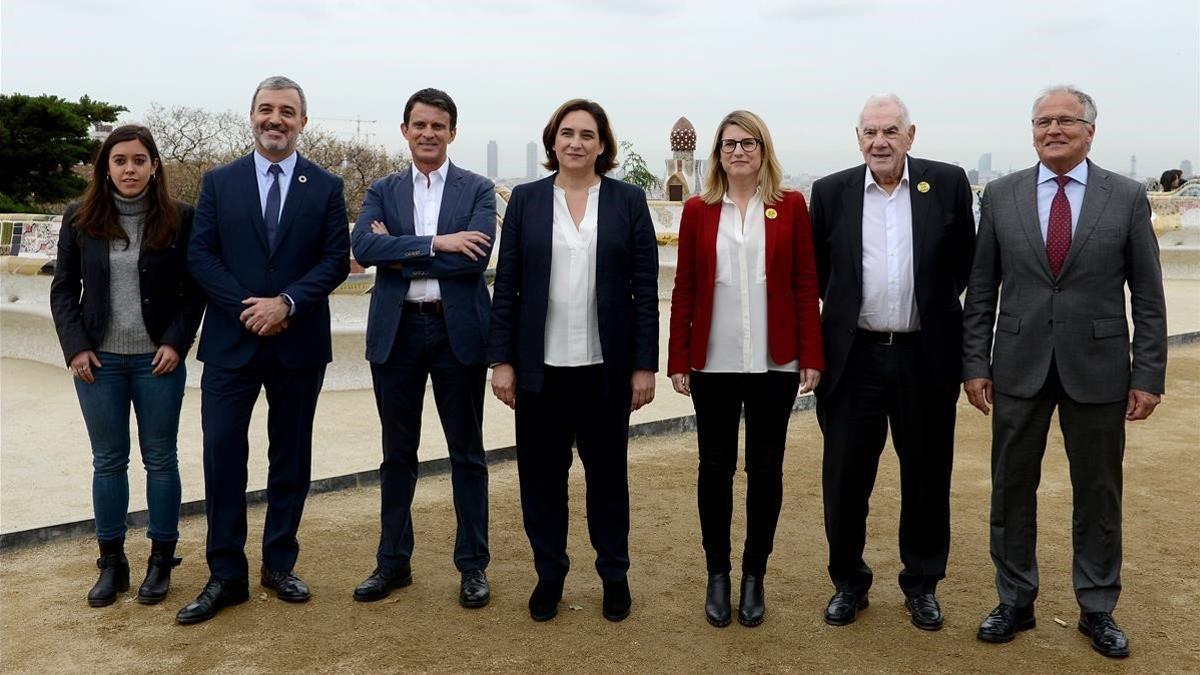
[265,164,282,250]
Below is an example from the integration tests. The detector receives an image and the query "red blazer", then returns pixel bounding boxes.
[668,190,824,376]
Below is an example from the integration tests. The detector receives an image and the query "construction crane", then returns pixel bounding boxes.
[314,116,379,143]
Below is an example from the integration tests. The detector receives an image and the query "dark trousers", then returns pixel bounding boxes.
[990,360,1125,613]
[515,365,632,582]
[690,370,800,576]
[817,335,957,597]
[370,311,489,572]
[201,349,325,581]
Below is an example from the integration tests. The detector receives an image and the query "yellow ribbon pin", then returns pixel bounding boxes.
[765,208,778,219]
[916,181,930,193]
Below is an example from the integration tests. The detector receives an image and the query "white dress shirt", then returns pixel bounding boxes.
[544,182,603,366]
[859,159,920,332]
[253,150,298,314]
[1036,160,1088,241]
[406,159,448,302]
[702,191,797,373]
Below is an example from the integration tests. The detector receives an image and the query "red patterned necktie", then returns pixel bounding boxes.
[1046,175,1072,277]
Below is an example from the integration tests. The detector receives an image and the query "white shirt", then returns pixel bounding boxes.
[253,151,297,221]
[406,159,448,302]
[544,182,603,366]
[1036,160,1088,242]
[859,159,919,332]
[702,191,797,373]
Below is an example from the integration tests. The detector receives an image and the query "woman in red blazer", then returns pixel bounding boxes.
[667,110,823,628]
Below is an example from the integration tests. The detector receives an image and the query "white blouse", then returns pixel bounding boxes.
[544,182,603,366]
[702,191,797,373]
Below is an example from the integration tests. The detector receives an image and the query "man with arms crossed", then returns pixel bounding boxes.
[178,75,350,624]
[964,86,1166,658]
[350,88,496,608]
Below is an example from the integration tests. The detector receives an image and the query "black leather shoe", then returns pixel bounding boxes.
[705,573,732,627]
[87,538,129,608]
[1078,612,1130,658]
[977,603,1036,643]
[824,591,869,626]
[602,578,632,622]
[737,575,765,627]
[904,593,944,631]
[175,578,250,624]
[459,569,491,608]
[529,578,564,622]
[136,540,181,605]
[353,565,413,602]
[260,567,310,603]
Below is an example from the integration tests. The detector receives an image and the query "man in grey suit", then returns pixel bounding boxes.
[962,86,1166,658]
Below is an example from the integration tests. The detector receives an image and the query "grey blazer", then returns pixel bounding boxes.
[962,160,1166,403]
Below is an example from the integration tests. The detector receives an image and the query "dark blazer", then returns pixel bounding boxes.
[488,174,659,393]
[188,153,350,369]
[50,201,206,365]
[668,191,824,375]
[962,160,1166,402]
[351,162,496,365]
[810,156,976,396]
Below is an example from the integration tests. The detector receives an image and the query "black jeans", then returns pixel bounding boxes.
[690,370,800,576]
[370,311,489,573]
[515,365,632,582]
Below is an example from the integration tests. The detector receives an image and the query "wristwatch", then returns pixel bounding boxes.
[278,293,294,315]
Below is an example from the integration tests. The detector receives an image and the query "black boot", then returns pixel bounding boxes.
[137,540,182,605]
[88,538,129,607]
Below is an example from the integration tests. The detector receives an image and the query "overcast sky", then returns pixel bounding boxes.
[3,0,1198,180]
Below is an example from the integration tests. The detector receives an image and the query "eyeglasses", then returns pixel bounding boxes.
[720,138,761,153]
[1032,116,1093,129]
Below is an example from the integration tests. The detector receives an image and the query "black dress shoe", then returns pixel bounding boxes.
[977,603,1036,643]
[260,567,310,603]
[824,591,869,626]
[137,540,182,605]
[353,565,413,602]
[87,538,130,608]
[904,593,944,631]
[737,575,765,627]
[602,578,632,622]
[176,578,250,624]
[529,578,564,622]
[1078,612,1130,658]
[705,573,732,627]
[459,569,491,608]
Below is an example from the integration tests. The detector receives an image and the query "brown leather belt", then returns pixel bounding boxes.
[404,300,444,315]
[856,329,919,345]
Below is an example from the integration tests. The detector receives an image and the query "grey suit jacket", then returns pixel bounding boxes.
[962,160,1166,403]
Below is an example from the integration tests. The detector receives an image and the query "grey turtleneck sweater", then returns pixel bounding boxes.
[98,190,158,355]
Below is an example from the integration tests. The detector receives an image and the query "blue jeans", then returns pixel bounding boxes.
[73,351,186,542]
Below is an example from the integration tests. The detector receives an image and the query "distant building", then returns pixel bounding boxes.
[1130,154,1137,179]
[89,121,114,143]
[487,140,498,179]
[664,117,703,201]
[977,153,992,174]
[526,141,538,179]
[1182,160,1194,179]
[967,168,980,185]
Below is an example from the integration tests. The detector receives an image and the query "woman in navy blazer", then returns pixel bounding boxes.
[488,99,659,623]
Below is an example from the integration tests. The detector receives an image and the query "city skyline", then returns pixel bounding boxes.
[3,1,1197,179]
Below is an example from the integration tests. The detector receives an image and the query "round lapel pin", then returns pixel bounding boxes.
[916,181,930,193]
[298,175,307,183]
[764,208,778,219]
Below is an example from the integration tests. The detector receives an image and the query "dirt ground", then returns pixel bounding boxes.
[2,347,1198,673]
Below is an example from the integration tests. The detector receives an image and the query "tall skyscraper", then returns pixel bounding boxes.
[977,153,992,174]
[486,140,498,179]
[1182,160,1194,179]
[1129,154,1137,179]
[526,141,538,179]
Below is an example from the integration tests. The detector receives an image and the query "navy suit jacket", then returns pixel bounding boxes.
[351,162,496,365]
[488,174,659,394]
[188,152,351,369]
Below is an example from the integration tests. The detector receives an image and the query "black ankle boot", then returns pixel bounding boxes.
[88,538,129,607]
[137,540,182,605]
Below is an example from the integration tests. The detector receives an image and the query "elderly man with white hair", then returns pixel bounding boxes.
[810,93,976,631]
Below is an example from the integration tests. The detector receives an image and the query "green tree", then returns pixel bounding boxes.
[619,141,662,196]
[0,94,127,206]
